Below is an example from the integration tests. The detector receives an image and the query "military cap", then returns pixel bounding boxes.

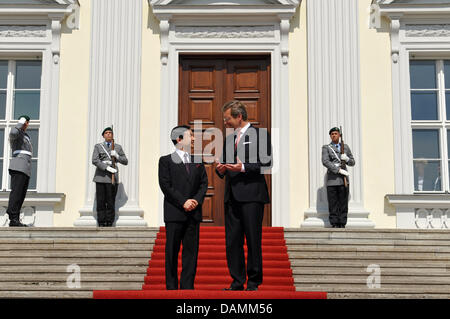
[18,115,30,121]
[102,127,113,136]
[329,127,340,135]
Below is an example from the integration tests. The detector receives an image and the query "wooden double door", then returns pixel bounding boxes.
[179,55,271,226]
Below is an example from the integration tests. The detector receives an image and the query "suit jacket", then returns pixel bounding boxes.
[92,142,128,183]
[321,143,355,186]
[159,152,208,223]
[216,125,271,204]
[9,123,33,177]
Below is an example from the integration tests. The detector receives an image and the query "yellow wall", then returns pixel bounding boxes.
[140,3,162,227]
[55,0,91,227]
[53,1,398,228]
[289,3,309,227]
[359,0,396,228]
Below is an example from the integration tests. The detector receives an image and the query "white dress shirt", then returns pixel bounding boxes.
[175,149,190,164]
[235,122,251,172]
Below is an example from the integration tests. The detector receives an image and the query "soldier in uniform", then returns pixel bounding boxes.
[321,127,355,228]
[7,115,33,227]
[92,127,128,227]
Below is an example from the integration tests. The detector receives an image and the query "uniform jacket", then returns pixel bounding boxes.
[92,142,128,183]
[216,125,272,204]
[322,143,355,186]
[158,152,208,223]
[9,123,33,177]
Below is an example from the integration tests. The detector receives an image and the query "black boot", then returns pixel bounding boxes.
[9,220,28,227]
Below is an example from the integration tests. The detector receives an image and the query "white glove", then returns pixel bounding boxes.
[338,169,349,176]
[18,117,27,124]
[106,166,117,174]
[110,150,119,159]
[341,154,349,162]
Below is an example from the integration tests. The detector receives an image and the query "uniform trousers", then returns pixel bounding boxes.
[96,182,118,226]
[225,195,264,289]
[7,170,30,222]
[327,185,349,227]
[165,218,200,290]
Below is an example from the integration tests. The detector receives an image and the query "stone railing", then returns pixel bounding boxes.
[0,192,65,227]
[386,194,450,229]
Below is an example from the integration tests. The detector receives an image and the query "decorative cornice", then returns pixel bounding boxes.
[370,0,450,29]
[0,25,46,37]
[0,0,80,30]
[405,24,450,37]
[174,25,275,39]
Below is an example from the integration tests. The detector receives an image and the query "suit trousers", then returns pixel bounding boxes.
[96,182,118,225]
[225,196,264,289]
[165,218,200,290]
[327,185,349,227]
[7,170,30,222]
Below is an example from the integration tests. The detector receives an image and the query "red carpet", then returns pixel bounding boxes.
[94,226,327,299]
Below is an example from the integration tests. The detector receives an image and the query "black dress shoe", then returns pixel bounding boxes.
[223,286,244,291]
[9,221,28,227]
[246,287,258,291]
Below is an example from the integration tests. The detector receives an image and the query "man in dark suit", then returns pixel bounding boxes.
[158,125,208,290]
[215,100,272,291]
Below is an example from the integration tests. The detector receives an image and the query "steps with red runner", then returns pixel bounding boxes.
[93,226,327,299]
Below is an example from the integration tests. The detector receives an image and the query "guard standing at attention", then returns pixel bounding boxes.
[321,127,355,228]
[92,127,128,227]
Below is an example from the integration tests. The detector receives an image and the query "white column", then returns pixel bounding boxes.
[76,0,146,227]
[302,0,374,228]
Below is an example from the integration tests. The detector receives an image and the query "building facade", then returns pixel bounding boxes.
[0,0,448,229]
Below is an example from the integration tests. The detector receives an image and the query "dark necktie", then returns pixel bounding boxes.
[184,153,190,174]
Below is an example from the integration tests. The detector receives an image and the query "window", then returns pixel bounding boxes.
[0,59,41,191]
[410,60,450,192]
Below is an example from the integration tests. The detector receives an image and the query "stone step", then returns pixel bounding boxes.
[0,238,157,244]
[292,276,450,285]
[0,258,151,265]
[0,282,144,291]
[285,239,450,247]
[294,283,450,292]
[284,232,450,241]
[327,293,450,299]
[0,251,152,258]
[0,265,148,273]
[287,246,450,253]
[0,228,159,239]
[0,291,94,298]
[288,251,450,260]
[0,243,155,250]
[289,259,450,268]
[294,285,450,294]
[0,274,146,282]
[291,267,450,276]
[284,228,450,235]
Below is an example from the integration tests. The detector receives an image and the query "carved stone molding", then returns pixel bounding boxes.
[387,194,450,229]
[175,26,275,39]
[0,206,36,227]
[415,208,449,229]
[406,24,450,37]
[0,25,47,38]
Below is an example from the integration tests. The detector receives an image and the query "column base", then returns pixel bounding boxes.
[302,206,375,228]
[75,206,147,227]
